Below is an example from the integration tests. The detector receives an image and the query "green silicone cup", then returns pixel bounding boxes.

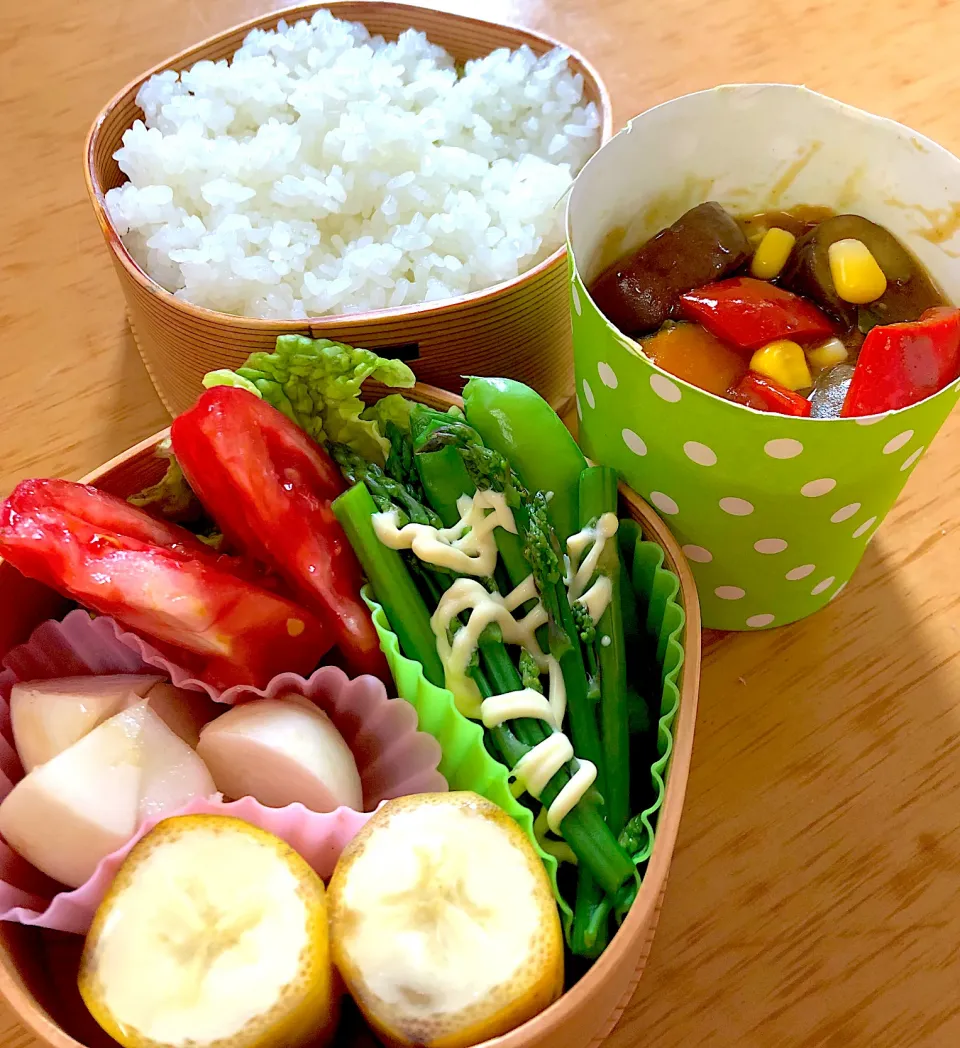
[361,523,686,899]
[567,85,960,632]
[617,523,686,863]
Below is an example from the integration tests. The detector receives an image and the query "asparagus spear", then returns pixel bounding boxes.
[569,466,633,958]
[578,466,630,837]
[331,482,445,688]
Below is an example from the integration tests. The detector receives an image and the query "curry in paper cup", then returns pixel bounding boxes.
[567,84,960,631]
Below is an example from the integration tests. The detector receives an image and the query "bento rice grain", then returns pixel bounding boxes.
[105,10,601,319]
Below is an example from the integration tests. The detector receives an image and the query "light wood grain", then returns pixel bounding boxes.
[2,0,960,1046]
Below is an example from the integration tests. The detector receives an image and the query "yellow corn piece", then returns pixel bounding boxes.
[806,337,849,374]
[750,227,796,280]
[749,340,812,391]
[827,238,887,304]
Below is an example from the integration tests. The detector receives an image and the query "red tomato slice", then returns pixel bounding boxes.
[0,482,332,689]
[172,387,389,682]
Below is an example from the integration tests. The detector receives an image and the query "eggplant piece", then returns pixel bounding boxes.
[781,214,946,330]
[589,202,750,335]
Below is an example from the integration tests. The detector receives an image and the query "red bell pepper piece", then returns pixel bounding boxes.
[0,480,332,689]
[680,277,835,351]
[841,306,960,417]
[171,386,389,682]
[731,372,813,417]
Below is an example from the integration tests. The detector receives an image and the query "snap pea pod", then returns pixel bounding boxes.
[462,377,587,543]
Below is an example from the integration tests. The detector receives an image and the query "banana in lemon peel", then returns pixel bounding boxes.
[79,814,335,1048]
[328,792,563,1048]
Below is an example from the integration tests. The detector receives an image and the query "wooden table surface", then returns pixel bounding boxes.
[3,0,960,1045]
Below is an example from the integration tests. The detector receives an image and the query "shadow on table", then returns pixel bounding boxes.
[622,537,960,1048]
[109,317,171,430]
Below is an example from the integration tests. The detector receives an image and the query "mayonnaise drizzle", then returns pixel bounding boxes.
[512,734,598,834]
[566,511,619,622]
[379,500,621,843]
[429,577,591,833]
[481,689,553,729]
[431,576,548,718]
[533,806,578,866]
[577,576,613,625]
[373,490,517,577]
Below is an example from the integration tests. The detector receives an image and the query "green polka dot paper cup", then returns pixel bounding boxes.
[566,84,960,631]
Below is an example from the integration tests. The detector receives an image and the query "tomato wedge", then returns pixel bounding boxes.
[171,386,389,682]
[0,480,331,689]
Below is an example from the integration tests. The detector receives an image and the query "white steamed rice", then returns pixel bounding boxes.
[105,10,601,320]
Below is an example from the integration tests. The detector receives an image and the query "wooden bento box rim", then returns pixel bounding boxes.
[83,0,614,332]
[0,383,700,1048]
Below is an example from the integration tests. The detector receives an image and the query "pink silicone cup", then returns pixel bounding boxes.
[0,795,376,934]
[0,610,448,933]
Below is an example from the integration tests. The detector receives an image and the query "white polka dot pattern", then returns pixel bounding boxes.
[764,438,804,459]
[597,361,618,389]
[883,430,913,454]
[622,429,646,456]
[683,441,717,466]
[830,503,860,523]
[650,491,679,515]
[650,374,682,402]
[801,478,837,498]
[754,538,788,555]
[900,447,924,471]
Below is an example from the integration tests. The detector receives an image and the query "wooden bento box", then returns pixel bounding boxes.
[0,384,699,1048]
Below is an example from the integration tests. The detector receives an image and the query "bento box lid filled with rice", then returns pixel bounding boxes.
[85,3,612,414]
[104,8,602,321]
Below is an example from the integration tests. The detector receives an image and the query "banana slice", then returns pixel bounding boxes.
[328,792,563,1048]
[79,815,335,1048]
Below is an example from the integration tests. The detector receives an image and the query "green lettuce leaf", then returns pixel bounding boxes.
[203,335,415,464]
[127,438,224,546]
[127,438,205,523]
[360,393,414,436]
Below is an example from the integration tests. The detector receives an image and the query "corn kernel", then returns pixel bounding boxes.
[750,227,796,280]
[806,337,849,374]
[827,238,887,304]
[749,340,812,391]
